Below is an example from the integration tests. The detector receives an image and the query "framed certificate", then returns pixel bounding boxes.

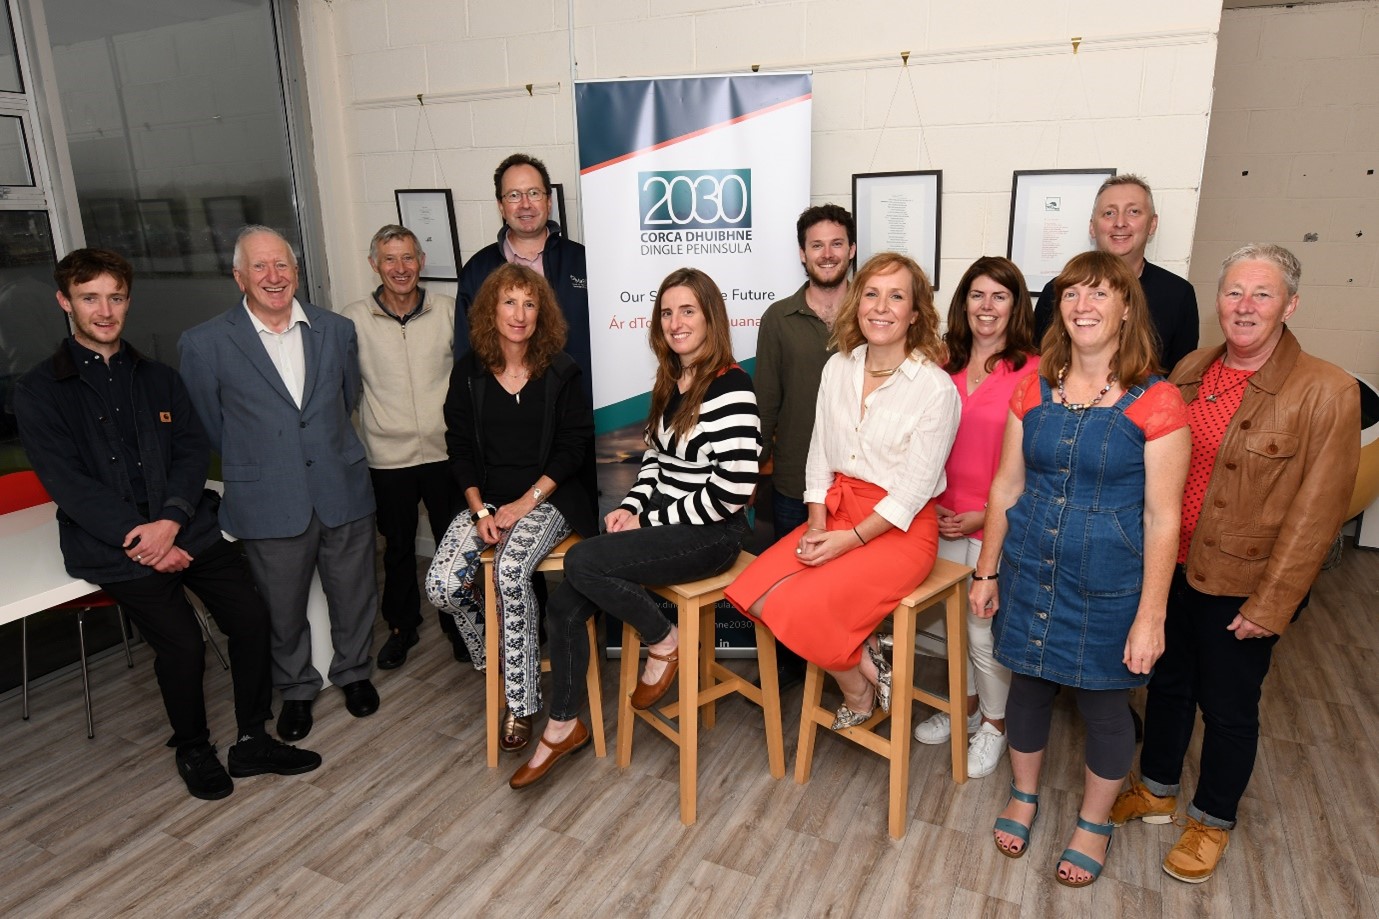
[1006,168,1116,291]
[395,188,462,280]
[852,170,942,288]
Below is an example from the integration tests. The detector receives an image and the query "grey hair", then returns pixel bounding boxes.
[368,224,424,263]
[1219,244,1302,298]
[232,225,298,272]
[1092,174,1156,217]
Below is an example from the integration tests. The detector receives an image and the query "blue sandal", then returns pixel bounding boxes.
[993,781,1039,858]
[1056,817,1115,888]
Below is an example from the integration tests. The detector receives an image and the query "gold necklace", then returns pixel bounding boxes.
[865,363,904,377]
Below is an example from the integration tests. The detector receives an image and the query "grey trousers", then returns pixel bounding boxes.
[242,512,378,700]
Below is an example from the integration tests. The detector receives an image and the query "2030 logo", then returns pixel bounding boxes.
[638,169,751,231]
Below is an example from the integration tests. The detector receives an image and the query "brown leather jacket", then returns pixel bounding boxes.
[1171,327,1359,635]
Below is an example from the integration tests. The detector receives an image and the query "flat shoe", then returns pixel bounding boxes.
[1056,817,1115,887]
[499,710,533,753]
[629,646,679,710]
[509,720,591,790]
[993,781,1039,859]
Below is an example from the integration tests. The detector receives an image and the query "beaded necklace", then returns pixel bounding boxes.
[1056,364,1117,411]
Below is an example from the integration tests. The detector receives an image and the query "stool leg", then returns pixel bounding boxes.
[615,622,638,768]
[678,597,699,826]
[77,609,94,740]
[584,617,606,758]
[117,607,134,669]
[889,606,918,839]
[755,623,786,779]
[484,559,501,768]
[946,587,969,784]
[700,606,716,730]
[194,604,229,671]
[794,662,824,784]
[21,617,30,720]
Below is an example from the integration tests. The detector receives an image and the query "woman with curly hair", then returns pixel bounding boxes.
[425,263,597,752]
[726,252,961,731]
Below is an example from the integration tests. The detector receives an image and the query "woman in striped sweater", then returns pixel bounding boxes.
[510,267,760,789]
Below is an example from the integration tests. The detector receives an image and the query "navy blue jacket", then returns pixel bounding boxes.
[14,340,221,583]
[456,222,592,409]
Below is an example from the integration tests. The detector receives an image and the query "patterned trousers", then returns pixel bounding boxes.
[424,502,570,718]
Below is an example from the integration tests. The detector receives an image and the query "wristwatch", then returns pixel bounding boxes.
[470,507,491,523]
[531,486,545,503]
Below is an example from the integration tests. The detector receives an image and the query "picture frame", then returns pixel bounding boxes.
[550,182,568,236]
[852,170,942,288]
[203,195,249,273]
[395,188,462,281]
[1006,168,1116,292]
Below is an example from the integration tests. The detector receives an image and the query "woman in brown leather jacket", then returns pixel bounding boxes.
[1109,244,1360,884]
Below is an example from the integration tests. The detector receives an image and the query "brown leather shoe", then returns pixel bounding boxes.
[629,647,679,710]
[508,720,591,790]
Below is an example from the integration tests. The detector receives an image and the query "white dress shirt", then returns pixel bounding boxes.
[802,346,961,531]
[244,298,310,408]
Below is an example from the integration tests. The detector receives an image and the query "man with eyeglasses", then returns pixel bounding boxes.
[456,153,591,406]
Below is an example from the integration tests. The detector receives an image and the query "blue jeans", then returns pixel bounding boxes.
[545,513,749,720]
[1138,567,1282,827]
[771,489,808,540]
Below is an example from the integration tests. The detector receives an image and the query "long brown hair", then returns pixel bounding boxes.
[943,256,1037,374]
[646,267,736,441]
[831,252,943,365]
[1039,250,1160,389]
[467,263,567,376]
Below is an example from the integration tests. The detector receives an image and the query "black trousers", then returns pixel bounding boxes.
[98,538,274,749]
[370,462,455,633]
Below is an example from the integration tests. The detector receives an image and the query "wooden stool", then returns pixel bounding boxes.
[795,556,973,839]
[480,534,605,768]
[616,552,786,825]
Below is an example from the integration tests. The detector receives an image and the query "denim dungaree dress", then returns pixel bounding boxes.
[992,376,1162,690]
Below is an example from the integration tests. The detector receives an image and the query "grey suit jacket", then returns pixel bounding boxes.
[178,300,375,540]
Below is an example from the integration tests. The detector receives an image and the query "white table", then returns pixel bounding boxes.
[0,501,335,680]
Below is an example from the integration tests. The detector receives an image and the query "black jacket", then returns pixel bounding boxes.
[456,222,592,409]
[443,350,598,538]
[14,340,221,583]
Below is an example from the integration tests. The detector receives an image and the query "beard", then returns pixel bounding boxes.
[805,260,848,290]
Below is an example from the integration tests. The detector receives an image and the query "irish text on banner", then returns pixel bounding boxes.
[574,73,812,436]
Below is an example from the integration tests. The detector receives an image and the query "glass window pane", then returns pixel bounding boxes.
[0,114,33,185]
[42,0,305,366]
[0,210,63,467]
[0,3,23,93]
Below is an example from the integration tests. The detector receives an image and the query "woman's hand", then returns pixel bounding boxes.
[475,515,502,545]
[969,578,999,619]
[939,510,985,539]
[795,528,859,567]
[1226,613,1275,640]
[604,508,641,533]
[1123,616,1165,674]
[495,495,536,531]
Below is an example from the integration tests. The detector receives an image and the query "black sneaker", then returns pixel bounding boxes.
[227,734,323,778]
[176,742,233,800]
[377,628,420,670]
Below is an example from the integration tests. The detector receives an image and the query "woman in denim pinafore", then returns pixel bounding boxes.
[968,252,1190,888]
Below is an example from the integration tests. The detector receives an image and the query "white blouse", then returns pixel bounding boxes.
[802,346,961,531]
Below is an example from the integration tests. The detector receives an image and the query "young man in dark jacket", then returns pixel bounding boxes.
[14,248,320,801]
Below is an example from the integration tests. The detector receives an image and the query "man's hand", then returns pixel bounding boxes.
[124,519,181,567]
[153,546,194,573]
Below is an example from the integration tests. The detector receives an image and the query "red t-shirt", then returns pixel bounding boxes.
[1010,374,1188,441]
[1177,360,1254,563]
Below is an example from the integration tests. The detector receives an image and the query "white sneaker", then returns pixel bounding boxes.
[966,722,1008,778]
[913,709,982,745]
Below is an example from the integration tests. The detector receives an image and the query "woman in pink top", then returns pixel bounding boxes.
[912,257,1039,778]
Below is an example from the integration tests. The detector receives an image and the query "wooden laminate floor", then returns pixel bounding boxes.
[2,541,1377,918]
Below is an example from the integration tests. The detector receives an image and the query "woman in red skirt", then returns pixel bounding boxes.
[726,253,961,728]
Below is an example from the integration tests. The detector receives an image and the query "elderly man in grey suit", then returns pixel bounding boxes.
[179,226,380,742]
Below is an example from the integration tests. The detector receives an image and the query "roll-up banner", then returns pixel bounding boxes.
[575,73,812,655]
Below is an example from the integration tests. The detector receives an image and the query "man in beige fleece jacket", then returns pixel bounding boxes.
[341,225,463,669]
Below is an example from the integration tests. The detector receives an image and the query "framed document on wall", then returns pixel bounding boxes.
[1006,168,1115,292]
[852,170,942,288]
[395,188,462,281]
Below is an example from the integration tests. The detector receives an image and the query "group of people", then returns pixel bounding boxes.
[13,163,1359,892]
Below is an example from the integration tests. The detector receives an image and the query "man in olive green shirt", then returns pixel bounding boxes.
[756,204,855,538]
